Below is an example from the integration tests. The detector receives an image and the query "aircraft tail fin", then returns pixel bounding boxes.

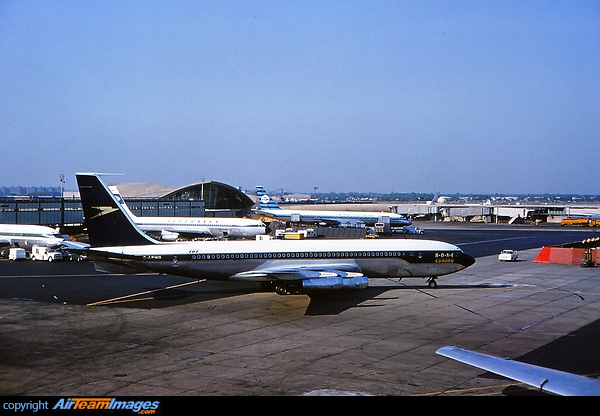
[255,186,282,210]
[109,186,138,218]
[428,192,440,205]
[76,173,159,247]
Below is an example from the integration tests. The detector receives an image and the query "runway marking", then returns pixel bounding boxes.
[521,306,580,330]
[454,304,495,322]
[0,274,110,279]
[86,279,206,306]
[457,236,532,246]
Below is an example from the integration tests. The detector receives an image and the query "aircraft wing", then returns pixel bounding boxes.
[321,219,365,227]
[174,230,215,239]
[142,228,213,241]
[436,346,600,396]
[230,265,368,290]
[60,240,90,250]
[231,267,361,280]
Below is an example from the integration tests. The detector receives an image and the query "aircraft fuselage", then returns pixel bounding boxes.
[257,209,411,227]
[87,238,475,282]
[0,224,66,251]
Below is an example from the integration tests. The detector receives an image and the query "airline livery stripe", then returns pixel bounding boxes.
[131,250,463,263]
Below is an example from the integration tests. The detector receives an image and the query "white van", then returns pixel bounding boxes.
[31,245,63,262]
[9,248,26,261]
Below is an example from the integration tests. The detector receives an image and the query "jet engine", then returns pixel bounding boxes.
[160,230,179,241]
[301,273,368,290]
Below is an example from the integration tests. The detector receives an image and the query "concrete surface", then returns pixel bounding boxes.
[2,243,600,396]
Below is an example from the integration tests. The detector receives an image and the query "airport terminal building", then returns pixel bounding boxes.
[0,180,255,231]
[1,179,598,232]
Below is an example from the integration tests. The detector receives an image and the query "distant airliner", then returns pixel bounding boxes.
[255,186,412,228]
[75,173,475,293]
[110,186,266,240]
[0,224,67,252]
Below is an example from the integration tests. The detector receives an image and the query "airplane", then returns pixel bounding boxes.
[109,186,266,240]
[74,173,475,293]
[255,186,412,228]
[0,223,68,252]
[436,346,600,396]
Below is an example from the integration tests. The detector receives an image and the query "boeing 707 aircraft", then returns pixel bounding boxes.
[76,173,475,294]
[110,186,266,240]
[255,186,412,228]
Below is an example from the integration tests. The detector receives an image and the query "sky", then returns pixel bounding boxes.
[1,0,599,195]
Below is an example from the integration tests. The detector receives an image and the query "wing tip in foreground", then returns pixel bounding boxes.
[436,346,600,396]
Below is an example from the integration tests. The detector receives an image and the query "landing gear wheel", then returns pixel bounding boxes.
[427,278,437,289]
[275,285,289,295]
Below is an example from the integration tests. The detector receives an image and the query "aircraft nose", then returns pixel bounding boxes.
[458,251,476,268]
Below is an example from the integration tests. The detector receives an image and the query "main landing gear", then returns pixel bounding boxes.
[426,277,438,289]
[261,281,302,295]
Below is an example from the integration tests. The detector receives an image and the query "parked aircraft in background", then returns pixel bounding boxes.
[255,186,412,228]
[109,186,266,240]
[436,346,600,396]
[0,224,67,252]
[75,173,475,293]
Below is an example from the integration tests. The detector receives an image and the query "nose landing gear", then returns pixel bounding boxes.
[397,277,439,288]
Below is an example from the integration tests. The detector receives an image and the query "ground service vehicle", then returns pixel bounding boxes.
[498,249,518,261]
[8,248,26,261]
[561,217,592,226]
[31,245,63,262]
[402,226,425,234]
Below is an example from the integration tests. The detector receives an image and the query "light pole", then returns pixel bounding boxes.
[59,173,66,198]
[59,174,66,229]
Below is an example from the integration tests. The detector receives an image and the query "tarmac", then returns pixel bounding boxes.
[1,226,600,396]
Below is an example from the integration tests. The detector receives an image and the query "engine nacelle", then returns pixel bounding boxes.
[301,274,368,290]
[341,275,369,289]
[302,276,344,290]
[160,230,179,241]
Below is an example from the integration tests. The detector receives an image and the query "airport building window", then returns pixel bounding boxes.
[164,181,253,212]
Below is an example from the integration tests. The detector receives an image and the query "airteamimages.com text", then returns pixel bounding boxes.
[3,398,161,414]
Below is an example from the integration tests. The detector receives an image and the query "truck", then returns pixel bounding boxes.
[561,217,600,227]
[275,228,318,239]
[30,245,63,262]
[561,217,591,226]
